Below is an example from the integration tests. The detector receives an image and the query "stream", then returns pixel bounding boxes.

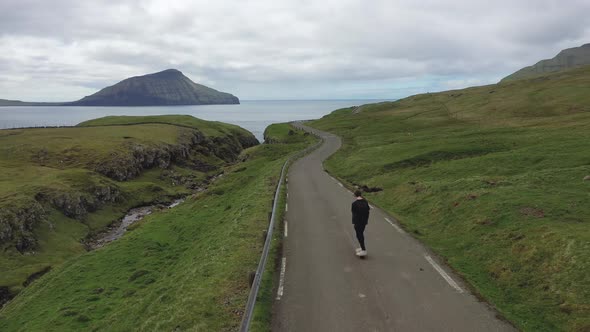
[88,198,185,250]
[86,173,224,250]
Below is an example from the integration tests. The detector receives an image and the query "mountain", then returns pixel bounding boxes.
[69,69,239,106]
[501,43,590,82]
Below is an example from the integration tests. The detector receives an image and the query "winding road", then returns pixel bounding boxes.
[271,123,515,331]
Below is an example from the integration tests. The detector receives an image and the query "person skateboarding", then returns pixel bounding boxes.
[351,190,370,257]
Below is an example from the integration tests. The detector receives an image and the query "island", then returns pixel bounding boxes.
[0,69,239,106]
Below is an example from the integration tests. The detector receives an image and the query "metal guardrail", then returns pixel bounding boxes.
[239,122,323,332]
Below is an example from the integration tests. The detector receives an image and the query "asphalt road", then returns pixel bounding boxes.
[271,123,516,332]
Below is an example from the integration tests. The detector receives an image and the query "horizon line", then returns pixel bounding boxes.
[240,98,396,102]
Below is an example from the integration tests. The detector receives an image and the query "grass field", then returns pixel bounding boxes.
[309,66,590,331]
[0,115,257,303]
[0,122,315,330]
[78,114,252,138]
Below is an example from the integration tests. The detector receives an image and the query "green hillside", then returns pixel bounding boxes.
[78,114,253,137]
[0,115,257,306]
[310,66,590,331]
[0,122,314,331]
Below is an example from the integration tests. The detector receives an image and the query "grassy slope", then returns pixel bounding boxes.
[0,115,252,297]
[309,67,590,332]
[0,123,315,331]
[78,114,252,138]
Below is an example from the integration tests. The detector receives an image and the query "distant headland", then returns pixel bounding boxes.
[0,69,239,106]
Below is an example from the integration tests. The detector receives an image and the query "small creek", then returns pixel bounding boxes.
[88,198,185,250]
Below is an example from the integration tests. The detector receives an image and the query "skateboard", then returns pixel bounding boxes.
[355,248,367,259]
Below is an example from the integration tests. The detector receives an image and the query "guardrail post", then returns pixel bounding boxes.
[262,230,268,244]
[248,271,256,287]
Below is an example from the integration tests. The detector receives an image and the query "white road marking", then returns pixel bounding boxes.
[384,217,405,234]
[276,257,287,300]
[424,255,464,293]
[285,203,288,212]
[284,221,288,237]
[338,183,344,188]
[287,193,289,199]
[358,293,366,298]
[369,204,374,209]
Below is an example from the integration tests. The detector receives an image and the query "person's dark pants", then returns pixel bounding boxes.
[354,223,367,250]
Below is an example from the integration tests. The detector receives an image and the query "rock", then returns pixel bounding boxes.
[0,201,46,252]
[49,192,93,219]
[15,235,38,253]
[584,175,590,181]
[353,183,383,193]
[92,184,122,203]
[22,266,52,287]
[92,288,105,294]
[0,286,15,308]
[237,134,260,149]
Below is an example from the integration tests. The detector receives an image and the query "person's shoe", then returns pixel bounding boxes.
[357,250,367,257]
[355,248,362,254]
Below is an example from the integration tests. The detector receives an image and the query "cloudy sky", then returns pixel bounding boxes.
[1,0,589,101]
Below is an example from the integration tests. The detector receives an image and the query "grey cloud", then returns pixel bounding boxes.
[1,0,589,101]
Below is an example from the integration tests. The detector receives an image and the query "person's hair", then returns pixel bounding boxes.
[354,190,362,197]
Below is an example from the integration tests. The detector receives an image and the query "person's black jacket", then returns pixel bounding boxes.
[351,198,370,225]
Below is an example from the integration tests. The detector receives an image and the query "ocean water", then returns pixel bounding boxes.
[0,100,388,141]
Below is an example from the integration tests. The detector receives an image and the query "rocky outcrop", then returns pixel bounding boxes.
[68,69,239,106]
[43,184,122,219]
[95,128,257,181]
[0,201,46,252]
[502,43,590,81]
[234,133,260,150]
[0,183,121,253]
[96,145,181,181]
[0,286,14,308]
[95,130,210,181]
[22,266,52,287]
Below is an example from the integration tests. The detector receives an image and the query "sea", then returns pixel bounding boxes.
[0,100,389,141]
